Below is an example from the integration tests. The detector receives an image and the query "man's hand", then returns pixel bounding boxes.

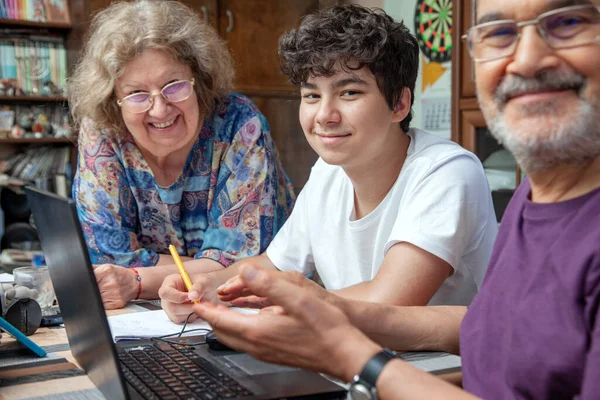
[159,272,226,323]
[194,265,382,381]
[217,269,334,309]
[94,264,139,310]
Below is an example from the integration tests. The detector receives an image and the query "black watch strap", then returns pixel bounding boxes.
[358,348,396,389]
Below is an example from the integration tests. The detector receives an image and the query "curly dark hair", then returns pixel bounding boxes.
[278,5,419,133]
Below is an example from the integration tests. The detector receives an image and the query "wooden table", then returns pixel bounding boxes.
[0,305,462,399]
[0,306,135,400]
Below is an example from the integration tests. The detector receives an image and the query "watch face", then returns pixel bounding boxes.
[349,384,373,400]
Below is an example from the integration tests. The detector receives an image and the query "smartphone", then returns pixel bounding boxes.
[0,316,47,357]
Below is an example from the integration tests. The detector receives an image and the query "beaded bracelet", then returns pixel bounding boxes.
[131,267,142,300]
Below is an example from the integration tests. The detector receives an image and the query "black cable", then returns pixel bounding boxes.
[150,312,213,347]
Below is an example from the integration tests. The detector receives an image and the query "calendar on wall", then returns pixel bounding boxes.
[422,97,451,134]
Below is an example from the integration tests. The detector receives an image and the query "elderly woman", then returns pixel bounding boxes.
[68,0,295,309]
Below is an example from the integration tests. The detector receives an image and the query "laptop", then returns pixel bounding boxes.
[25,186,346,400]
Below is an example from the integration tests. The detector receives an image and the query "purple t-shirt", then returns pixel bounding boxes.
[461,179,600,399]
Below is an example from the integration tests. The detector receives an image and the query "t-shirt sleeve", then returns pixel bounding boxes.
[197,112,295,267]
[578,253,600,399]
[265,175,315,275]
[73,120,159,267]
[386,154,492,271]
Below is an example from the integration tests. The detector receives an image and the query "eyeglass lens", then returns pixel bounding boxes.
[542,7,600,44]
[468,6,600,61]
[122,80,194,113]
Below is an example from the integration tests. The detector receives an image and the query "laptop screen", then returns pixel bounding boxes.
[25,186,128,400]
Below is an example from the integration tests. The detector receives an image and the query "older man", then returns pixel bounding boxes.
[194,0,600,399]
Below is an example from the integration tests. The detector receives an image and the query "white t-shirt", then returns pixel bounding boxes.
[266,128,498,306]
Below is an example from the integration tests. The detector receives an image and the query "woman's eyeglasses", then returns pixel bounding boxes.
[117,78,195,114]
[462,5,600,62]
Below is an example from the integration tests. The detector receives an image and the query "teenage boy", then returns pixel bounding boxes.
[160,5,498,322]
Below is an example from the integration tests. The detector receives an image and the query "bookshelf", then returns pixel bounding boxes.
[0,95,67,102]
[0,18,71,29]
[0,137,72,144]
[0,0,88,197]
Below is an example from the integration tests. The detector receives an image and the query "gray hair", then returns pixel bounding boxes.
[68,0,234,135]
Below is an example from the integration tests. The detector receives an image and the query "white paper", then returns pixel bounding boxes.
[0,273,14,283]
[107,308,257,341]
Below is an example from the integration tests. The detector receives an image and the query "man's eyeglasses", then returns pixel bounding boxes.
[117,78,195,114]
[462,5,600,62]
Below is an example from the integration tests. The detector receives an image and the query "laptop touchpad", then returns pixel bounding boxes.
[224,353,297,376]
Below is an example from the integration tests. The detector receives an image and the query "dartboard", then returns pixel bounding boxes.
[414,0,453,63]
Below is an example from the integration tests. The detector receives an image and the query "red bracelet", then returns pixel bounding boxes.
[131,268,142,300]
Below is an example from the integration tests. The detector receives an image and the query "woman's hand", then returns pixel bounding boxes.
[93,264,139,309]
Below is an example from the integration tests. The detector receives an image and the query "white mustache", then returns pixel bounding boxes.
[494,70,586,106]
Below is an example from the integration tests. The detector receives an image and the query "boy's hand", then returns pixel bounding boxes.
[159,272,224,323]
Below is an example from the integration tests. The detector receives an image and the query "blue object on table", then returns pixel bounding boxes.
[0,315,46,357]
[31,253,46,267]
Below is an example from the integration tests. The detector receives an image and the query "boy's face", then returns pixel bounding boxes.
[299,66,406,170]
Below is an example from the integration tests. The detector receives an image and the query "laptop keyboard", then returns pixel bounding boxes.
[118,343,254,400]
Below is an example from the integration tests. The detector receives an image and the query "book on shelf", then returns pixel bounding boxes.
[44,0,70,24]
[0,145,71,196]
[0,0,69,23]
[0,40,17,80]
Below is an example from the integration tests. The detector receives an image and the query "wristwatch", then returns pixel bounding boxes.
[347,348,396,400]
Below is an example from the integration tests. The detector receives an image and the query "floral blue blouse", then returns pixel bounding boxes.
[73,93,295,267]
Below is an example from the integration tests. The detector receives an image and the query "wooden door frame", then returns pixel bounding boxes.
[461,110,522,186]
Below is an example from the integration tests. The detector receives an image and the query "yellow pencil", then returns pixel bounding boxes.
[168,244,199,305]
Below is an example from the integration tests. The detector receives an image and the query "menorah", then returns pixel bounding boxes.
[14,42,51,95]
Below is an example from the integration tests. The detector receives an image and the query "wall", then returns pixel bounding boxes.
[333,0,453,139]
[384,0,453,139]
[344,0,383,7]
